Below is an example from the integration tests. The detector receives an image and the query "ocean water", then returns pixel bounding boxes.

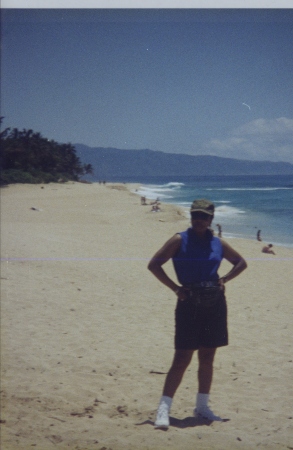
[125,175,293,248]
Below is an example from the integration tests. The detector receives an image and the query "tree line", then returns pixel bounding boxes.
[0,119,93,185]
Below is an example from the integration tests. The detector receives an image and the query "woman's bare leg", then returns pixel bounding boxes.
[162,349,194,398]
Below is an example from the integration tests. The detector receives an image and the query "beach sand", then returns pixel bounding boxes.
[1,182,292,450]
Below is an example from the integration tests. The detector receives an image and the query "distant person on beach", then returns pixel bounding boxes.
[151,204,161,212]
[216,223,222,238]
[148,199,247,429]
[257,230,262,241]
[262,244,276,255]
[141,196,147,205]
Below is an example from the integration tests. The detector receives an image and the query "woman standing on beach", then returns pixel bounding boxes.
[148,199,247,429]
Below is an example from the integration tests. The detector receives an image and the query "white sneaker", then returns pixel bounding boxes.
[154,403,170,429]
[194,406,223,421]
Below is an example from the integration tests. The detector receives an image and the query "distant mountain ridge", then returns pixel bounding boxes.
[75,144,293,179]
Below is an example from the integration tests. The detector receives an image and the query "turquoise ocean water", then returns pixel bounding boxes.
[105,175,293,248]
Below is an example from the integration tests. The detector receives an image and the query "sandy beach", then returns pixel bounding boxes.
[1,182,292,450]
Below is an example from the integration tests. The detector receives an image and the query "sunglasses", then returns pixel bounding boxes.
[191,211,212,220]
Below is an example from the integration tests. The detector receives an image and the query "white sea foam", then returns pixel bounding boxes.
[133,187,172,199]
[176,201,191,206]
[132,182,184,200]
[214,205,246,218]
[163,182,185,187]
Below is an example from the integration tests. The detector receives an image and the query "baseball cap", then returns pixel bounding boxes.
[190,199,215,215]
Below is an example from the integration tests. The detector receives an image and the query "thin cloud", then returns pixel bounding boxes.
[203,117,293,163]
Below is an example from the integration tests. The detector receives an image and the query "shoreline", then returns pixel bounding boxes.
[2,180,293,251]
[124,174,293,249]
[1,182,293,450]
[127,182,293,250]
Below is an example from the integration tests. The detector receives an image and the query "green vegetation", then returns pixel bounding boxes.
[0,120,93,185]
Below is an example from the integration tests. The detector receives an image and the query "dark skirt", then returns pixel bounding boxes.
[175,292,228,350]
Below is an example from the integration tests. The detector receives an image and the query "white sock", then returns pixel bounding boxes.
[158,395,172,411]
[196,393,209,409]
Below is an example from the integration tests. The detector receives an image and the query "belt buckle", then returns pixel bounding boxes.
[200,281,217,287]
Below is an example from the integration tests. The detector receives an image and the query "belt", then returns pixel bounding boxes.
[185,281,219,288]
[184,282,222,308]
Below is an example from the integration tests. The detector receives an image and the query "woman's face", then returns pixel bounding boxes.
[191,211,213,234]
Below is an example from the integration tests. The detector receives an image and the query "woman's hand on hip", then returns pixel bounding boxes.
[174,286,190,301]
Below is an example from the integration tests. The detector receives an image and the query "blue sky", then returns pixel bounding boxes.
[2,8,293,162]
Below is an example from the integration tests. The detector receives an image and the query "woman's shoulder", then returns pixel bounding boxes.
[163,232,182,248]
[211,234,225,254]
[218,237,229,248]
[160,233,182,258]
[218,238,238,254]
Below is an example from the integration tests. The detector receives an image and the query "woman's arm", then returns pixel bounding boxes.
[219,239,247,285]
[148,234,186,298]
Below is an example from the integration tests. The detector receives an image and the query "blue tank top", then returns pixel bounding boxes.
[172,228,223,285]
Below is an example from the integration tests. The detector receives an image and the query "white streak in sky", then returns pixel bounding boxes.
[242,102,251,110]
